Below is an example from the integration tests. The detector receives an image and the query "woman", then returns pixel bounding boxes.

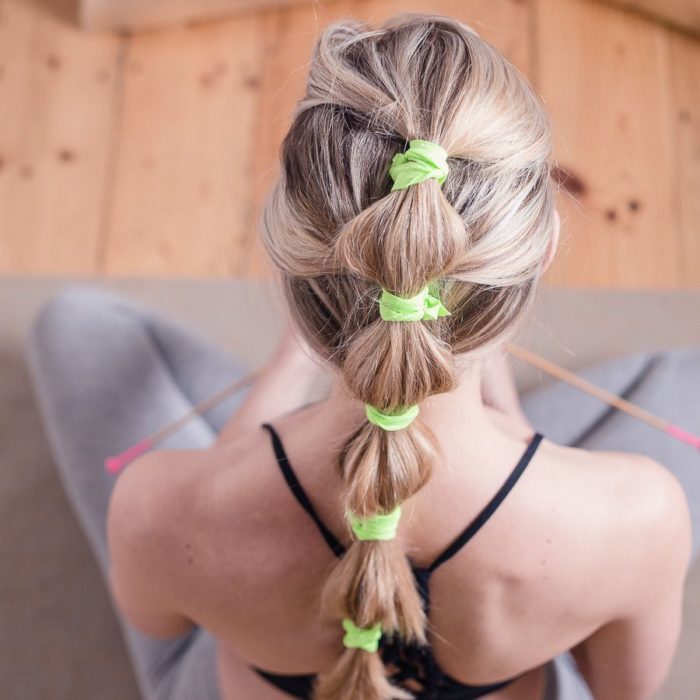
[26,13,695,700]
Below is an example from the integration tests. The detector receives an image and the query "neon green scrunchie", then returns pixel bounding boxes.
[365,403,419,431]
[342,618,382,653]
[389,139,449,191]
[347,504,402,541]
[379,282,451,322]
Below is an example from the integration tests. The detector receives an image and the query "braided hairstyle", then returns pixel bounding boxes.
[261,12,556,700]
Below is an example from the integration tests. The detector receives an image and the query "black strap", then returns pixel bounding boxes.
[261,423,346,557]
[262,423,544,571]
[426,432,544,573]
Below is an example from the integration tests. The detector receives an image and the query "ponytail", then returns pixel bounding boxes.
[313,141,457,700]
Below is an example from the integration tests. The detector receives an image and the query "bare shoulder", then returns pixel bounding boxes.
[106,448,216,636]
[556,444,692,614]
[107,448,210,592]
[108,448,205,529]
[583,447,689,527]
[559,449,693,697]
[556,442,690,532]
[607,449,691,587]
[107,447,226,579]
[108,436,266,559]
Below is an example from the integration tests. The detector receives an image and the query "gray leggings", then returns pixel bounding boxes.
[24,284,700,700]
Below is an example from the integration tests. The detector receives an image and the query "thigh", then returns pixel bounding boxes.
[25,284,249,700]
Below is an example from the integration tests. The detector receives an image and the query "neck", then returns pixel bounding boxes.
[320,356,494,438]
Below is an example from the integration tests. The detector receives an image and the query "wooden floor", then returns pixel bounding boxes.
[0,0,698,287]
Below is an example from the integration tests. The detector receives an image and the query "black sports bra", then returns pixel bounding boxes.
[255,422,545,700]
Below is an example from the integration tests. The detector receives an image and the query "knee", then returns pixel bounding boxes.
[26,285,126,359]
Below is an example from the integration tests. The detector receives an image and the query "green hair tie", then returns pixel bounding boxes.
[389,139,449,191]
[342,618,382,653]
[365,403,419,431]
[347,504,402,541]
[379,282,451,322]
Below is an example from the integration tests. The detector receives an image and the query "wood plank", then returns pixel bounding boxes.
[536,0,681,289]
[79,0,700,37]
[669,31,700,286]
[244,0,366,277]
[601,0,700,37]
[0,0,122,274]
[244,0,533,276]
[102,13,270,276]
[80,0,339,31]
[8,0,689,286]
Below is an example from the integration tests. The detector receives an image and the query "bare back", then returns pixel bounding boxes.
[116,401,683,700]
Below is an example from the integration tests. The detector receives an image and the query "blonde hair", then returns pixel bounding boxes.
[261,12,556,700]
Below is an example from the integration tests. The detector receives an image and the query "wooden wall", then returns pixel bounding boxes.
[79,0,700,35]
[80,0,309,30]
[603,0,700,36]
[0,0,698,288]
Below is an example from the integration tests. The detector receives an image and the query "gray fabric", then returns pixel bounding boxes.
[24,283,700,699]
[25,285,240,700]
[542,653,594,700]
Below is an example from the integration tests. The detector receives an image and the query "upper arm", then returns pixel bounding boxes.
[107,451,196,639]
[572,457,692,700]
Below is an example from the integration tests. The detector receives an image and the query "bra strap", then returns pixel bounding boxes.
[427,432,544,573]
[262,423,347,557]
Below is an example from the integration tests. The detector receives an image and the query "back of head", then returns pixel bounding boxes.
[261,12,556,700]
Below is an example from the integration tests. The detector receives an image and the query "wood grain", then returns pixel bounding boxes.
[80,0,700,38]
[2,0,698,288]
[536,0,682,289]
[0,0,122,274]
[102,14,269,276]
[670,30,700,286]
[601,0,700,36]
[80,0,338,31]
[244,0,358,277]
